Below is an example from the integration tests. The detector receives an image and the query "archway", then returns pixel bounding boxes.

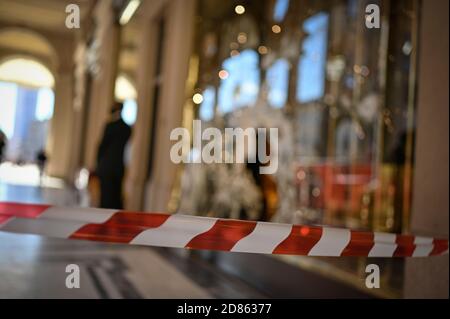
[0,56,57,186]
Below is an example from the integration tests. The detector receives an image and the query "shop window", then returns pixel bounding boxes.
[273,0,290,22]
[199,86,215,121]
[266,59,289,108]
[180,0,420,296]
[297,12,329,103]
[218,49,260,114]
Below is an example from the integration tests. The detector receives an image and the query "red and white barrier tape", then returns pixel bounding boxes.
[0,202,447,257]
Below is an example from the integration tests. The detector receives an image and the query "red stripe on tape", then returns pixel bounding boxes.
[186,219,257,251]
[394,235,415,257]
[272,225,322,255]
[0,202,50,218]
[70,212,170,243]
[341,231,374,256]
[430,239,449,256]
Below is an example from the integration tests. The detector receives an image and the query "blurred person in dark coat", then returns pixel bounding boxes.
[36,149,48,186]
[0,129,6,163]
[96,102,131,209]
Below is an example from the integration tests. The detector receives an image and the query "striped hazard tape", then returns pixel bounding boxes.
[0,202,447,257]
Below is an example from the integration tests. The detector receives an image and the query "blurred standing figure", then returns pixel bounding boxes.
[96,102,131,209]
[36,149,47,186]
[0,129,6,163]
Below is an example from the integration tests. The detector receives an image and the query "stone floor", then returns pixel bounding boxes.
[0,181,267,299]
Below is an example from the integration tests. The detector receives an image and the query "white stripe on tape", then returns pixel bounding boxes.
[414,236,433,245]
[369,232,397,257]
[40,206,117,223]
[1,218,87,238]
[308,227,351,256]
[412,244,434,257]
[413,236,434,257]
[130,214,217,248]
[231,222,292,254]
[0,216,15,228]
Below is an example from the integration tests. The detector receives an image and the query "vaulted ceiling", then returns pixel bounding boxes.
[0,0,94,69]
[0,0,139,75]
[0,0,92,32]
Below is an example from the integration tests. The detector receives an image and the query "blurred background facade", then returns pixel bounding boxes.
[0,0,448,298]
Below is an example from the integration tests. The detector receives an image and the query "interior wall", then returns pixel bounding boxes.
[404,0,449,299]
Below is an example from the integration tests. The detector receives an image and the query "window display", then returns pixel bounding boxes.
[174,0,419,296]
[179,0,418,237]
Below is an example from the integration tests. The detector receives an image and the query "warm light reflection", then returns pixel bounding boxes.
[271,24,282,34]
[300,227,310,236]
[218,70,229,79]
[258,46,268,55]
[237,32,247,44]
[230,50,240,57]
[235,5,245,15]
[193,93,204,104]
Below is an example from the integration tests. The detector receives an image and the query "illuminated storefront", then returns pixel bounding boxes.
[171,0,420,296]
[177,0,418,233]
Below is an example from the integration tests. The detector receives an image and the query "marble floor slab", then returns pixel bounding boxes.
[0,181,266,299]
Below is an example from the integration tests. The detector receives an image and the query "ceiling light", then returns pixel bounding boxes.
[119,0,141,25]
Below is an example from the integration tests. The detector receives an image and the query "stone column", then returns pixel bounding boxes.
[124,15,160,210]
[64,42,87,179]
[144,0,196,211]
[84,0,121,171]
[46,67,75,180]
